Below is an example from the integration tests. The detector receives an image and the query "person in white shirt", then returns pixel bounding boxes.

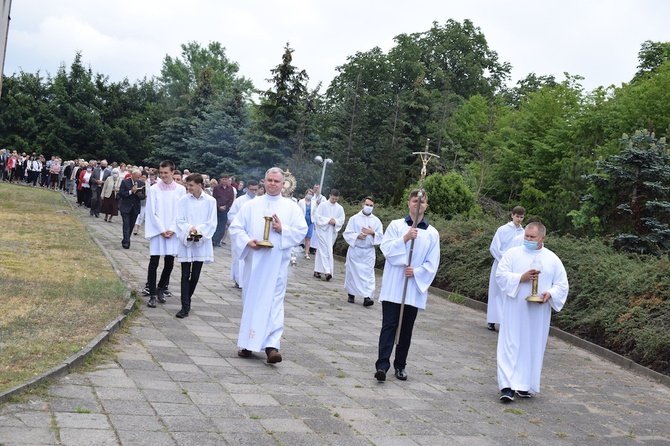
[144,160,187,308]
[229,168,308,364]
[313,189,345,281]
[343,196,384,306]
[374,189,440,382]
[496,221,569,402]
[487,206,526,331]
[175,173,217,318]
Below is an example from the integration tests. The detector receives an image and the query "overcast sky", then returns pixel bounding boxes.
[4,0,670,94]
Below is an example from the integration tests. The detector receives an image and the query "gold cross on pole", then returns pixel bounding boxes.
[412,138,440,184]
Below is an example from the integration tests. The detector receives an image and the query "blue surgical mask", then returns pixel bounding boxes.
[523,240,538,251]
[306,194,313,200]
[363,205,374,215]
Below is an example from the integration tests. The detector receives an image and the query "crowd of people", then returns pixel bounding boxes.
[2,153,571,403]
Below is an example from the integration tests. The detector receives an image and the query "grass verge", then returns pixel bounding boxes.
[0,183,128,393]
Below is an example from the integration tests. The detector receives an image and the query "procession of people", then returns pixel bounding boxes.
[2,154,570,403]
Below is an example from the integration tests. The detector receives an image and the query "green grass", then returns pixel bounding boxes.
[0,183,128,393]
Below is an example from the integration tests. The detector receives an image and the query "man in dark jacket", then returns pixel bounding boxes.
[119,169,146,249]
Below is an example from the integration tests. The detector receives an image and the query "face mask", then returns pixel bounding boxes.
[363,205,374,214]
[306,194,313,200]
[112,173,119,178]
[86,168,92,172]
[523,240,538,251]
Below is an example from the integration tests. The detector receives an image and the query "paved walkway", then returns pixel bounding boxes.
[1,196,670,445]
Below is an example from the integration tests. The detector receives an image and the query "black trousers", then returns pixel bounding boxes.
[180,261,203,312]
[121,210,139,248]
[28,171,38,186]
[148,255,175,295]
[375,301,419,372]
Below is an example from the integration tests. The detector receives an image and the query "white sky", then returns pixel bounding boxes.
[4,0,670,93]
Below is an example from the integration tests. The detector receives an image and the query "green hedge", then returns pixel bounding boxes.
[334,202,670,376]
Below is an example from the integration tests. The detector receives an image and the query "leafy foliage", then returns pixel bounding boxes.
[576,130,670,254]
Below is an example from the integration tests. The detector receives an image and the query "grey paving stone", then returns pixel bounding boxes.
[115,430,177,446]
[94,386,145,401]
[100,399,154,416]
[214,432,279,446]
[48,397,101,413]
[170,431,227,446]
[54,412,112,429]
[108,413,165,431]
[150,402,202,417]
[58,428,118,446]
[0,427,58,445]
[141,388,192,404]
[160,415,218,432]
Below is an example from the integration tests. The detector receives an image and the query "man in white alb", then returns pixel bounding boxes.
[175,173,218,318]
[496,221,569,402]
[487,206,525,331]
[229,168,308,364]
[144,160,186,308]
[343,196,383,306]
[313,189,345,281]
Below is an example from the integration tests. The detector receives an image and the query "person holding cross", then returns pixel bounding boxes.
[374,188,440,382]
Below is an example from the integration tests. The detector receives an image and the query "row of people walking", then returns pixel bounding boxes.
[64,158,568,404]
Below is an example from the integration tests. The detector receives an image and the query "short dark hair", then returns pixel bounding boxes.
[186,173,204,185]
[247,179,259,187]
[329,189,340,197]
[159,160,175,171]
[173,170,182,176]
[512,206,526,216]
[362,196,374,204]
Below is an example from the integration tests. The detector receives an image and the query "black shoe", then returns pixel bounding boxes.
[394,369,408,381]
[163,288,172,297]
[157,288,166,304]
[238,349,252,358]
[516,390,532,398]
[313,272,321,279]
[122,243,130,249]
[487,323,496,331]
[363,297,374,307]
[500,388,514,403]
[176,309,189,318]
[347,294,355,303]
[142,286,150,296]
[147,296,157,308]
[325,274,332,282]
[374,369,386,382]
